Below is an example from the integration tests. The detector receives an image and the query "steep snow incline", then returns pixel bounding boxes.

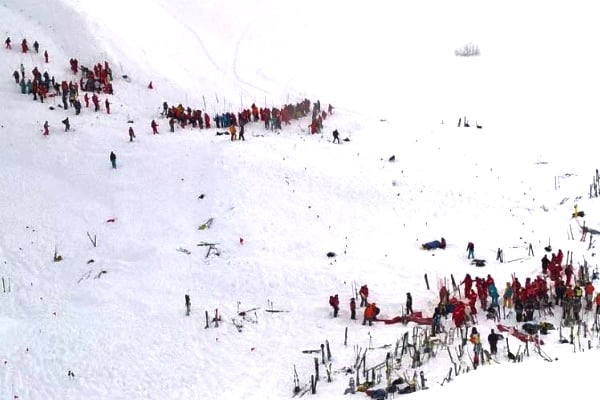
[2,1,600,399]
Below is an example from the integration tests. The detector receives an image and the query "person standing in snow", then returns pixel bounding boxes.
[105,98,110,114]
[466,242,475,259]
[73,98,82,115]
[128,126,136,142]
[185,294,191,316]
[487,329,500,355]
[151,119,159,135]
[329,294,340,318]
[349,298,356,320]
[42,121,49,136]
[359,285,369,307]
[461,274,473,298]
[62,117,70,132]
[406,292,413,315]
[238,122,245,141]
[5,37,11,49]
[229,124,237,141]
[33,40,39,53]
[92,93,100,112]
[21,38,28,53]
[110,151,117,169]
[332,129,340,144]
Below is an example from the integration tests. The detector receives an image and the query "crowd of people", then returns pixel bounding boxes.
[157,98,334,139]
[326,241,600,368]
[6,36,115,135]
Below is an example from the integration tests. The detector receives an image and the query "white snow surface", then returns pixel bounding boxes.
[1,0,600,399]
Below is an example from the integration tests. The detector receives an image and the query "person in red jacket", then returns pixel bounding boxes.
[42,121,49,136]
[359,285,369,307]
[329,294,340,318]
[203,112,211,129]
[467,289,478,314]
[44,50,48,63]
[584,281,595,311]
[21,38,28,53]
[461,274,473,298]
[84,92,90,108]
[151,119,159,135]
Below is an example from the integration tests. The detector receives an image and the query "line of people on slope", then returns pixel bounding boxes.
[5,36,49,61]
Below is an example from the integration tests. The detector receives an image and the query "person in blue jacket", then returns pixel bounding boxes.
[422,237,446,250]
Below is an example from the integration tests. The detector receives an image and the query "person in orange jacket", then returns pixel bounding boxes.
[229,124,237,141]
[362,302,378,326]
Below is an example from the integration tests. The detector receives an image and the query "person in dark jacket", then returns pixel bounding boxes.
[349,298,356,320]
[487,329,501,355]
[406,292,413,315]
[185,294,191,316]
[62,117,70,132]
[332,129,340,144]
[128,126,136,142]
[73,99,82,115]
[466,242,475,259]
[541,254,550,275]
[110,151,117,169]
[238,122,245,141]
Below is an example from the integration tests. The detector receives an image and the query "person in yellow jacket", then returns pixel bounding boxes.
[503,282,513,309]
[229,124,237,141]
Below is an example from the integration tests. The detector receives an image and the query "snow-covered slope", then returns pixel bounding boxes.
[2,1,600,399]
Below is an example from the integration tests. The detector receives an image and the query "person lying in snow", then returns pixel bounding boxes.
[422,237,446,250]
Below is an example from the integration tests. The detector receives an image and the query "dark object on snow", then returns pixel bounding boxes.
[198,194,205,199]
[544,246,552,252]
[522,323,539,335]
[388,155,395,162]
[572,211,585,218]
[476,122,483,129]
[326,251,336,258]
[86,259,94,264]
[471,259,486,267]
[185,294,191,316]
[343,137,350,142]
[422,238,446,250]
